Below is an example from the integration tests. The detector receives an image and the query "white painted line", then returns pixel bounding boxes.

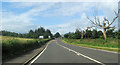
[56,42,105,65]
[29,41,51,65]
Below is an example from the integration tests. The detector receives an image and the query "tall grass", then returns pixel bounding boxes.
[63,38,119,52]
[2,36,51,60]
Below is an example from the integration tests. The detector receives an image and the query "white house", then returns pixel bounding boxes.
[48,36,51,38]
[39,36,44,39]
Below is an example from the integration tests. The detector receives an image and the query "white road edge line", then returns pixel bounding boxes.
[29,41,52,65]
[56,42,105,65]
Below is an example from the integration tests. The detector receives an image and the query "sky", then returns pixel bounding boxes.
[1,0,119,34]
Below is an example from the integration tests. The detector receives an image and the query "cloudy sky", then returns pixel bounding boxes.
[1,0,119,34]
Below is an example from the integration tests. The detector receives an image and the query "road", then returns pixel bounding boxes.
[30,38,119,65]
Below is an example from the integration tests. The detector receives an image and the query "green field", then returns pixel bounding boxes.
[62,38,119,52]
[1,36,51,60]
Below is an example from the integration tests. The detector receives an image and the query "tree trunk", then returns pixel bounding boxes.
[81,34,84,39]
[103,28,107,40]
[85,32,87,39]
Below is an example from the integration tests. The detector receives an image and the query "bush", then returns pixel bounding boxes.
[2,37,51,60]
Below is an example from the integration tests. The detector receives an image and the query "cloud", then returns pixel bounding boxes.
[2,2,119,34]
[45,11,118,34]
[44,2,93,16]
[2,11,37,33]
[2,2,55,33]
[44,2,118,34]
[44,13,91,34]
[97,2,118,29]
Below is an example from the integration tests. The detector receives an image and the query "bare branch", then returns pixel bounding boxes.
[87,16,97,25]
[104,10,118,28]
[97,16,100,25]
[94,16,98,25]
[114,10,118,16]
[104,17,110,25]
[108,15,118,27]
[103,20,106,27]
[105,26,115,29]
[118,9,120,14]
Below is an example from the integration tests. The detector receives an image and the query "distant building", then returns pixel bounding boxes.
[39,36,44,39]
[61,35,64,38]
[48,36,51,38]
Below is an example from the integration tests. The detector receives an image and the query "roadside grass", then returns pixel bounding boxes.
[1,36,52,60]
[62,38,119,52]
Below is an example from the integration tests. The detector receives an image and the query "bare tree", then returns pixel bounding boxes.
[87,10,119,40]
[76,26,93,39]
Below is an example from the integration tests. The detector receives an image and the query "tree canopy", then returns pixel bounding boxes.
[54,32,61,38]
[64,29,119,39]
[1,27,53,39]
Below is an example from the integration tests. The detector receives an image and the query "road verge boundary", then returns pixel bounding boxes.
[23,40,52,65]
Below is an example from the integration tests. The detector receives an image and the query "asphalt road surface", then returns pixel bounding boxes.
[30,38,119,65]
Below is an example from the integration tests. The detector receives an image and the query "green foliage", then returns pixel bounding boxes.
[63,38,119,52]
[2,31,19,37]
[44,29,53,38]
[64,28,119,39]
[63,38,119,48]
[91,29,99,39]
[97,31,103,38]
[64,32,74,39]
[54,32,61,38]
[85,30,92,38]
[118,30,120,39]
[106,28,115,38]
[2,36,51,60]
[74,29,81,39]
[1,27,53,39]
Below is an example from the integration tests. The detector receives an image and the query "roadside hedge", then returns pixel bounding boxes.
[2,38,52,60]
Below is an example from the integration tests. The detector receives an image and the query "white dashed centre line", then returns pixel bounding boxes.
[56,42,105,65]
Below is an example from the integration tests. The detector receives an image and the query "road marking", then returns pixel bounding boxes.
[29,41,52,65]
[56,42,105,65]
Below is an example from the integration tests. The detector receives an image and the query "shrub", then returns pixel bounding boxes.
[2,37,51,60]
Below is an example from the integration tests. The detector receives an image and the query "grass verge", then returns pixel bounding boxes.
[62,38,119,52]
